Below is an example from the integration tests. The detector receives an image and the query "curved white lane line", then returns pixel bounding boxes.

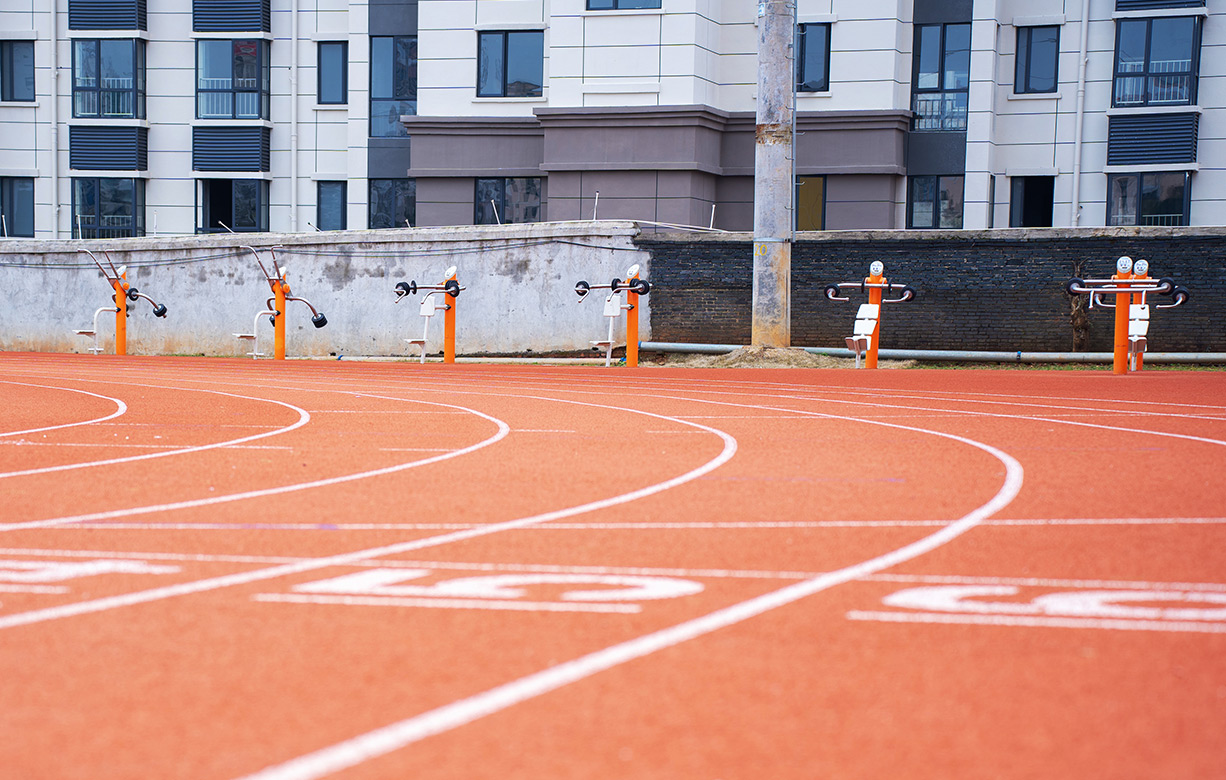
[0,396,734,628]
[0,396,506,533]
[232,401,1024,780]
[0,386,310,480]
[0,382,128,437]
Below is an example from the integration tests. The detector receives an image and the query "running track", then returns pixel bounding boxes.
[2,353,1224,780]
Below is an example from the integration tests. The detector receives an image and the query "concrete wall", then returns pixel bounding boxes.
[0,221,651,356]
[639,226,1226,353]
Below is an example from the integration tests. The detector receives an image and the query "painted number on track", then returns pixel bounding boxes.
[255,569,706,614]
[848,584,1226,634]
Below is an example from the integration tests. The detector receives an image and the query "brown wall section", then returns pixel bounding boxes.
[400,106,909,231]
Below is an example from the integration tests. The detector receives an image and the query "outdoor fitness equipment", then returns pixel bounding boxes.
[74,249,167,355]
[394,265,464,364]
[823,261,915,368]
[234,246,327,360]
[575,263,652,367]
[1066,256,1189,374]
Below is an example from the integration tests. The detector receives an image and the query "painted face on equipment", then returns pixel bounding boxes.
[1116,256,1133,274]
[870,261,884,276]
[444,265,457,280]
[626,263,641,278]
[1133,259,1149,276]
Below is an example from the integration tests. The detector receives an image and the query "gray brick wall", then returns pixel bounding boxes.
[638,228,1226,353]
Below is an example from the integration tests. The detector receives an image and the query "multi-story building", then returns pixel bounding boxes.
[0,0,1219,238]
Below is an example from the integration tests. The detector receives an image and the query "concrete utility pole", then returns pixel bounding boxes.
[752,0,795,347]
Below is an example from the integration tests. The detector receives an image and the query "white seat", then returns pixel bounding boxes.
[846,303,880,367]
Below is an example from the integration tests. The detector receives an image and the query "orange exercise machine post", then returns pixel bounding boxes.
[75,249,167,356]
[574,263,652,367]
[1067,256,1189,374]
[393,265,465,364]
[240,246,327,360]
[823,261,915,368]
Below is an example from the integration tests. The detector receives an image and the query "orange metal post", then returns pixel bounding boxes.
[112,273,128,356]
[273,279,288,360]
[626,270,640,368]
[1111,269,1132,375]
[444,269,457,364]
[1131,266,1150,371]
[865,270,885,369]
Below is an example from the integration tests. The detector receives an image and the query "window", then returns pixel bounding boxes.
[0,177,35,237]
[198,179,269,233]
[795,176,825,230]
[0,40,35,102]
[370,36,416,137]
[369,178,415,229]
[1107,171,1189,226]
[475,178,542,225]
[196,40,270,119]
[477,31,543,98]
[318,41,347,105]
[73,40,145,118]
[586,0,661,9]
[72,178,145,238]
[797,24,830,93]
[1113,17,1200,107]
[317,181,346,231]
[1009,176,1054,227]
[908,175,964,228]
[912,23,970,131]
[1015,25,1059,94]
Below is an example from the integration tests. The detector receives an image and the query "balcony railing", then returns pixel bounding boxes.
[197,77,263,118]
[1114,59,1193,105]
[912,92,968,131]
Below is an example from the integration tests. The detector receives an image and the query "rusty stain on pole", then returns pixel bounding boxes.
[752,0,794,347]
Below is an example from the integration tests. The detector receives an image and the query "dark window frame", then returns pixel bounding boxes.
[72,38,146,119]
[195,39,270,120]
[0,177,35,237]
[907,174,965,229]
[1112,16,1201,107]
[1014,25,1060,94]
[195,178,270,234]
[0,40,36,102]
[474,177,543,225]
[797,23,831,93]
[72,177,146,239]
[1106,170,1191,226]
[368,178,416,229]
[911,22,971,131]
[476,31,544,98]
[317,41,348,105]
[585,0,662,9]
[316,180,347,231]
[369,36,417,137]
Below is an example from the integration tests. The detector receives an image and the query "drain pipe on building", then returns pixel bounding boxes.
[639,342,1226,365]
[1070,0,1091,226]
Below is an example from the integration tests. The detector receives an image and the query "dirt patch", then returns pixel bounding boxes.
[649,345,914,369]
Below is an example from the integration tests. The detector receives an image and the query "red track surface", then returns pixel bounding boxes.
[2,353,1224,780]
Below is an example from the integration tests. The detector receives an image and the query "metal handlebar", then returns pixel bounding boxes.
[823,281,915,303]
[574,278,651,300]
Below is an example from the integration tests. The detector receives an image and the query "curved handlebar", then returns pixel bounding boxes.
[824,281,914,303]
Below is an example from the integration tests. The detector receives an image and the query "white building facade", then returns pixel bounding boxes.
[1,0,1220,237]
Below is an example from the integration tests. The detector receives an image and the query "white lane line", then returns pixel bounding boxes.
[0,382,127,437]
[0,584,69,594]
[0,397,735,629]
[0,397,507,534]
[0,441,293,451]
[230,408,1024,780]
[47,516,1226,531]
[845,611,1226,634]
[866,573,1226,593]
[0,387,310,481]
[253,594,641,614]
